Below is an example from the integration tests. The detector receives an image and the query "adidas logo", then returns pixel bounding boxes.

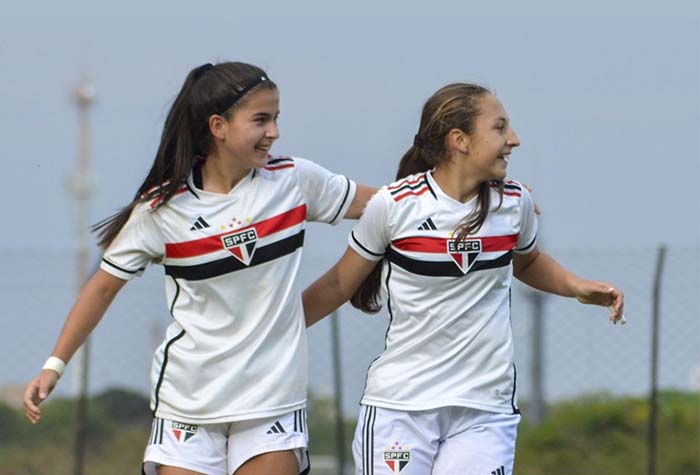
[417,217,437,231]
[491,466,505,475]
[190,216,210,231]
[266,421,286,434]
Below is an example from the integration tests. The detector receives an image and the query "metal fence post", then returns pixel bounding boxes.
[330,311,347,474]
[648,244,667,475]
[529,290,546,425]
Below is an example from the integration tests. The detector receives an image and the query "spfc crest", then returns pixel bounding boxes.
[383,444,411,473]
[447,238,482,274]
[171,421,197,443]
[221,228,258,266]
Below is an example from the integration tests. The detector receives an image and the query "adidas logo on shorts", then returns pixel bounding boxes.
[491,465,505,475]
[266,421,286,434]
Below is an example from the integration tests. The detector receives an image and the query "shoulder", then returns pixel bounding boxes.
[490,179,523,197]
[138,181,192,210]
[385,172,434,203]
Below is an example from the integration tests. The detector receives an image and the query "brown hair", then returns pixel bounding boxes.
[350,83,504,313]
[92,62,277,248]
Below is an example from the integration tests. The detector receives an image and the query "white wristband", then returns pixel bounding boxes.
[42,356,66,377]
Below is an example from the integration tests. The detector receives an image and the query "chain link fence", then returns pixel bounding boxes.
[1,245,698,474]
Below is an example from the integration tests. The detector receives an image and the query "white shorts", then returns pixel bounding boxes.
[143,408,310,475]
[352,405,520,475]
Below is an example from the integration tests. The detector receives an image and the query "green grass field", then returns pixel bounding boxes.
[0,389,697,475]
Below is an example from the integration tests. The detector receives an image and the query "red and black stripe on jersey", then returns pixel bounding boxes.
[490,180,522,198]
[163,205,306,281]
[265,157,295,171]
[386,234,518,277]
[388,173,437,202]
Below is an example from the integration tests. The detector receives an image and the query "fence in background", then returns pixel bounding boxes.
[1,245,698,474]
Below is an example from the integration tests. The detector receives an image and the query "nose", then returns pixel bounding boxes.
[506,127,520,148]
[266,121,280,140]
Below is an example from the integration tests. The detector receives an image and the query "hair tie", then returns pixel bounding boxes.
[194,63,214,81]
[413,134,425,148]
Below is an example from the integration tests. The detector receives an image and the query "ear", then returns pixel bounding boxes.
[446,128,471,155]
[208,114,228,141]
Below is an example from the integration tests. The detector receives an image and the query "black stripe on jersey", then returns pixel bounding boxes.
[153,329,186,414]
[351,231,384,257]
[504,182,522,191]
[102,258,145,275]
[515,233,537,253]
[165,230,305,281]
[192,161,204,191]
[424,175,438,199]
[389,176,427,196]
[360,260,393,404]
[168,277,180,316]
[185,180,200,200]
[511,364,520,414]
[267,157,294,165]
[386,248,513,277]
[330,176,352,223]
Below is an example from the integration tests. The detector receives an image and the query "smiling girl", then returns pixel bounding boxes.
[23,62,373,475]
[303,83,625,475]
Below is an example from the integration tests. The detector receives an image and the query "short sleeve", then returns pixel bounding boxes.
[347,188,392,261]
[514,185,538,254]
[100,203,165,280]
[294,158,357,225]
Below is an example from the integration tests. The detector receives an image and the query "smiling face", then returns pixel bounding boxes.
[212,87,280,169]
[462,93,520,181]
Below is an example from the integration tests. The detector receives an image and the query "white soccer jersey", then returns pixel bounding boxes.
[101,157,356,424]
[349,171,537,414]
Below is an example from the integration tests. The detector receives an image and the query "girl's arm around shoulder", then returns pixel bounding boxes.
[303,247,379,327]
[344,184,379,220]
[513,246,625,324]
[24,269,127,424]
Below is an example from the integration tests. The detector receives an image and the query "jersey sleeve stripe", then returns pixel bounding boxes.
[515,233,537,252]
[329,176,352,223]
[149,186,189,209]
[351,231,384,257]
[266,157,294,165]
[393,186,430,202]
[387,173,426,191]
[101,257,145,274]
[165,205,307,258]
[264,163,295,171]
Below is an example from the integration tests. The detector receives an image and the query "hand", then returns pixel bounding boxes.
[574,280,625,325]
[522,184,542,215]
[23,370,60,424]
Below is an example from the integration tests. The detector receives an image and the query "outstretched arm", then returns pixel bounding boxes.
[303,247,379,327]
[513,246,625,323]
[344,185,378,219]
[24,269,126,423]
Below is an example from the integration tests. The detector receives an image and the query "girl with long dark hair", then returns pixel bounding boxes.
[23,61,374,475]
[303,83,625,475]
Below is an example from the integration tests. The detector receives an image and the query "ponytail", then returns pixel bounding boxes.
[92,62,277,249]
[350,83,497,314]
